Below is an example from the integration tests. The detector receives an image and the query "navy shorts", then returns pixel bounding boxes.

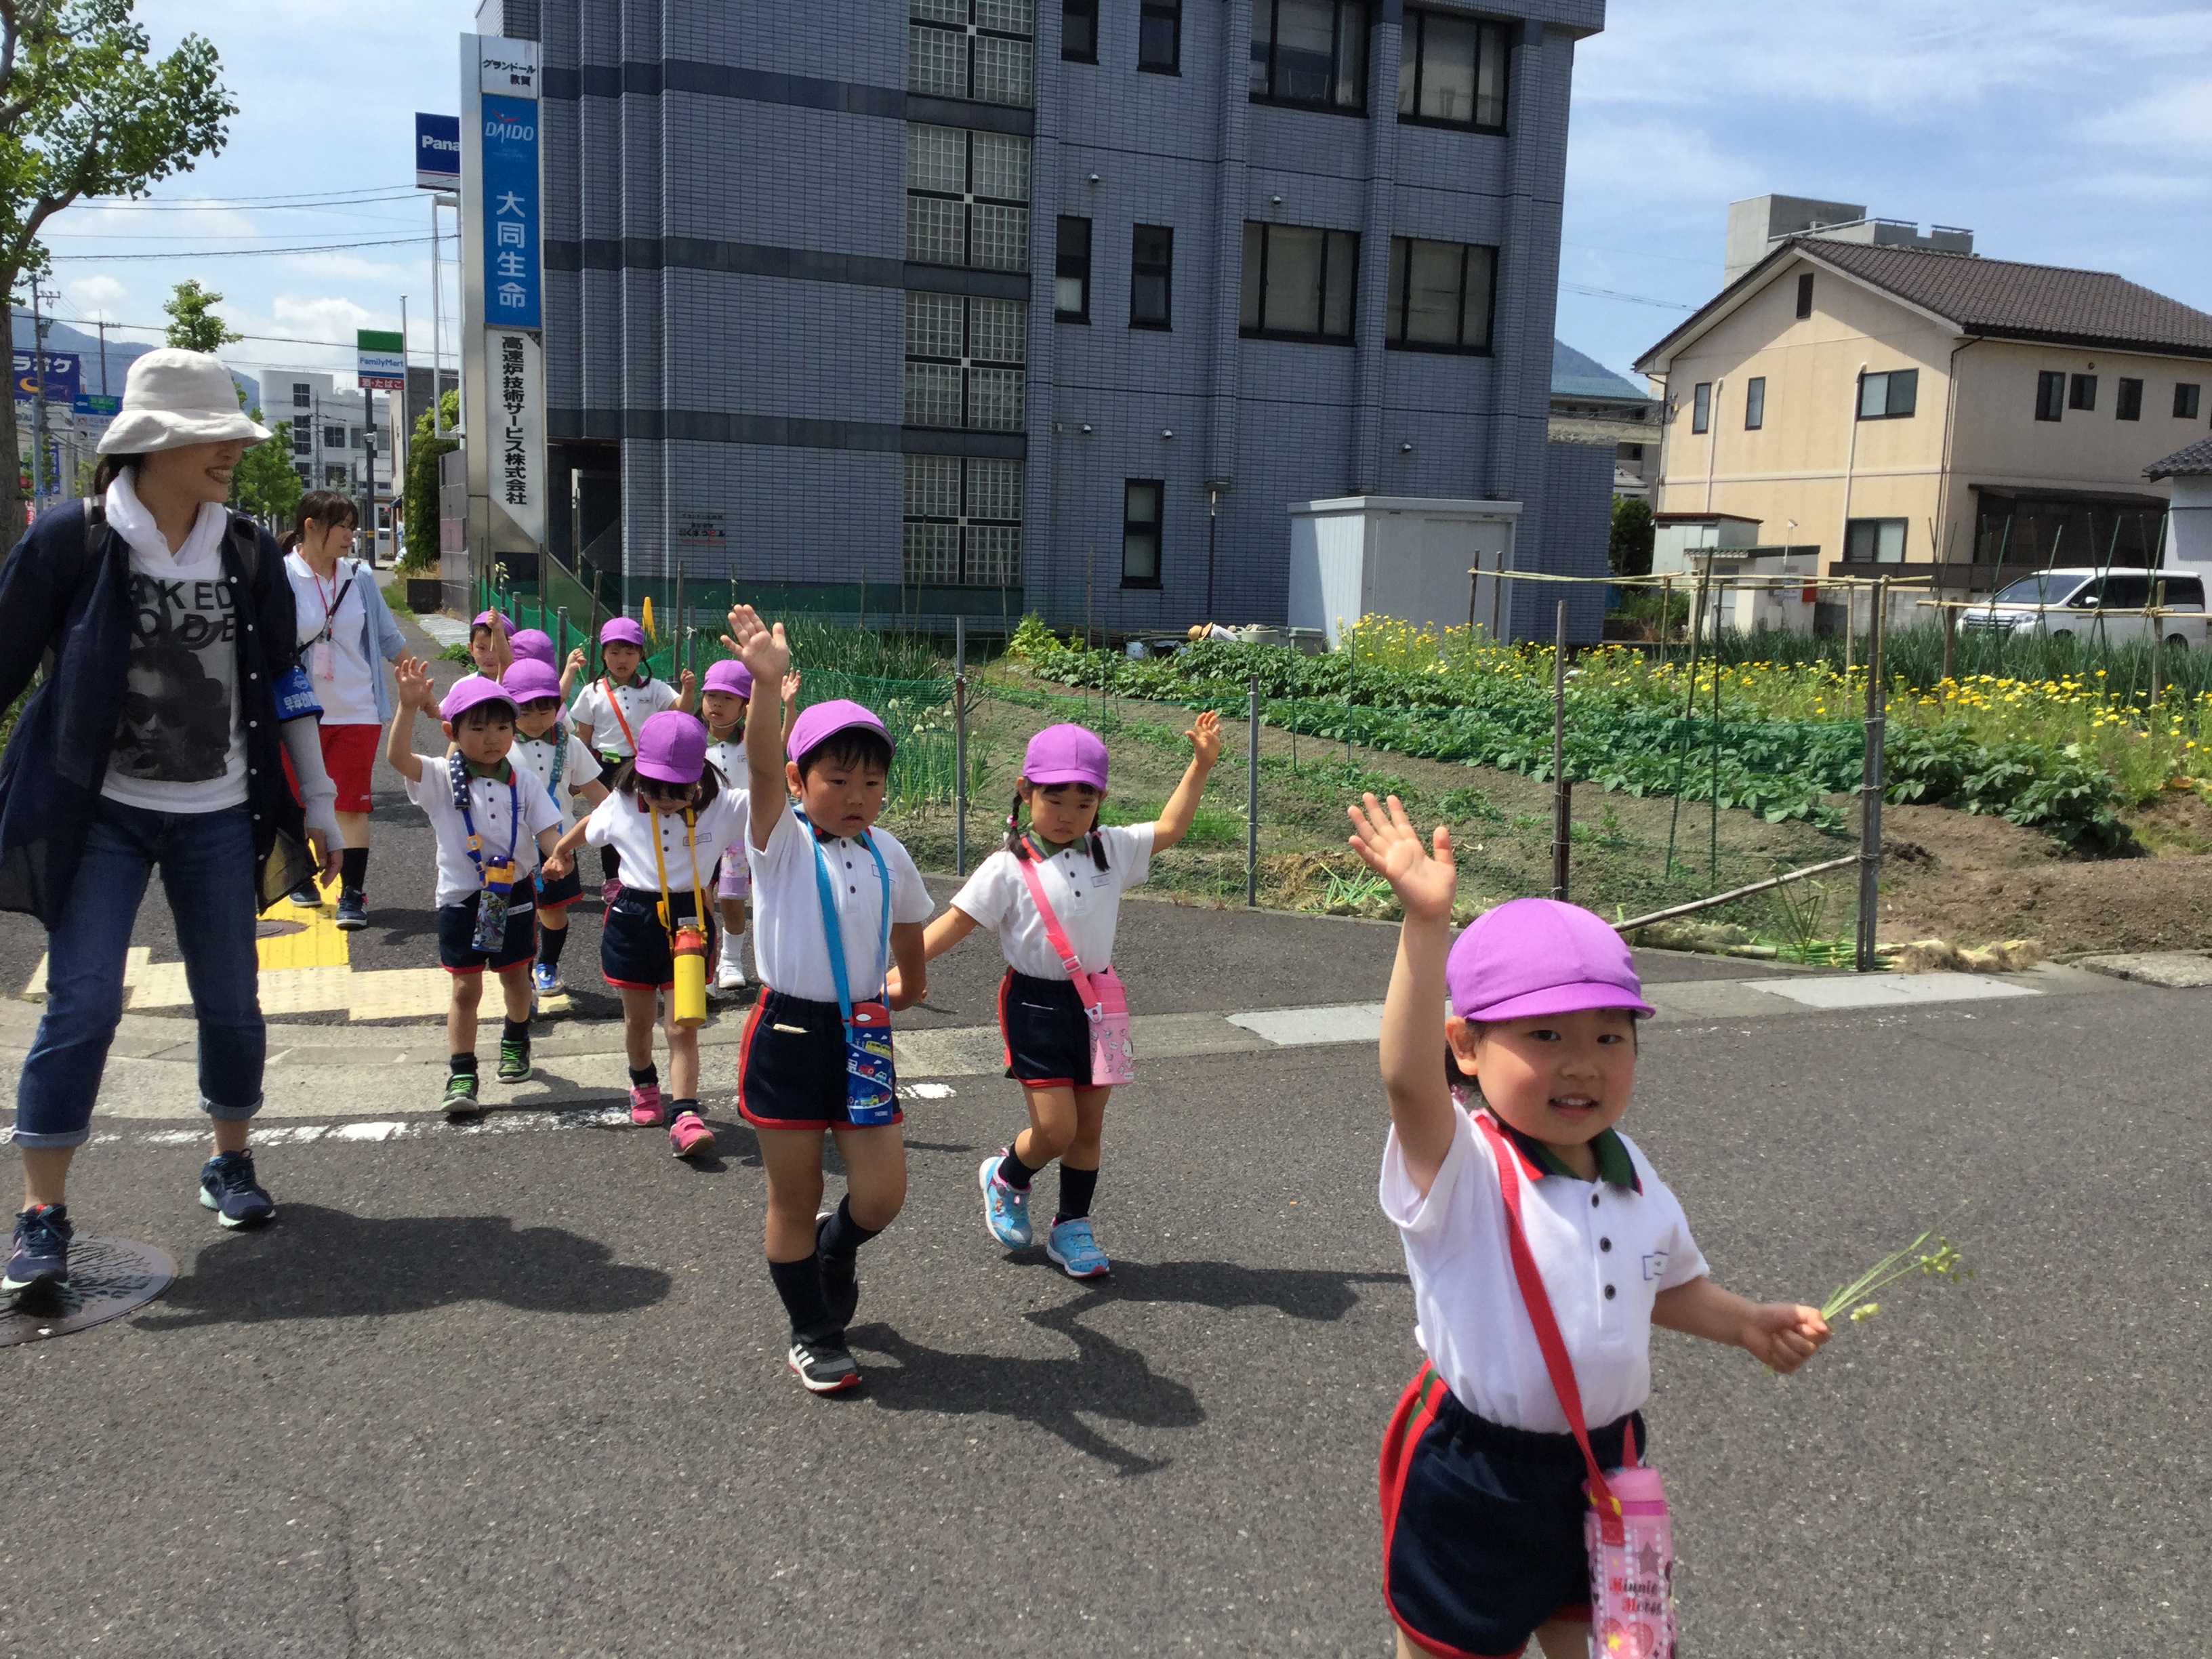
[600,890,715,989]
[737,989,902,1131]
[998,969,1096,1088]
[437,893,538,975]
[1380,1362,1644,1658]
[535,861,584,911]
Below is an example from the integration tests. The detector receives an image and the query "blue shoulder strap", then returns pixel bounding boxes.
[794,809,890,1025]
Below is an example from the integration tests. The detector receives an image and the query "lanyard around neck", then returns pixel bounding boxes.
[794,809,890,1024]
[447,753,520,888]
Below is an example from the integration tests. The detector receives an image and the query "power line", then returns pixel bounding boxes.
[1560,281,1698,312]
[49,234,453,263]
[39,314,424,350]
[83,187,427,209]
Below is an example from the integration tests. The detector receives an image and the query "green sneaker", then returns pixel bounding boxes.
[496,1036,532,1084]
[443,1069,482,1120]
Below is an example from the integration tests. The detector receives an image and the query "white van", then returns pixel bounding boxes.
[1959,569,2209,649]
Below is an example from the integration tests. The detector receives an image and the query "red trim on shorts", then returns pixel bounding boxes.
[1378,1363,1524,1659]
[601,972,672,990]
[443,960,533,977]
[537,894,579,912]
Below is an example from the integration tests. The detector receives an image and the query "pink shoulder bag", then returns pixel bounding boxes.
[1012,849,1136,1085]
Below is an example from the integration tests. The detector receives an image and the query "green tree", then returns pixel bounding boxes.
[1610,495,1655,578]
[161,276,240,351]
[401,388,457,572]
[0,0,233,552]
[228,409,300,525]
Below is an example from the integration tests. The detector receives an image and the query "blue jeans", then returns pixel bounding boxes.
[14,799,264,1148]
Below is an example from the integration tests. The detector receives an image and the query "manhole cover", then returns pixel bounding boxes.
[0,1237,174,1347]
[256,918,307,939]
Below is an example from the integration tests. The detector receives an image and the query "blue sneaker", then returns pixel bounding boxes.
[199,1151,276,1229]
[1046,1216,1111,1279]
[532,961,560,996]
[333,890,369,930]
[3,1204,71,1292]
[978,1152,1033,1249]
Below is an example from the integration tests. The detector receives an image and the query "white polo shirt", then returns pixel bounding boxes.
[405,758,565,909]
[570,674,678,758]
[705,736,748,842]
[747,808,932,1004]
[512,727,601,834]
[949,824,1154,979]
[580,785,746,898]
[1380,1105,1708,1435]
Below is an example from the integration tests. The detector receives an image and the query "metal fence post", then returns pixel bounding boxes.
[1856,576,1889,972]
[954,615,969,877]
[555,607,569,670]
[1246,675,1260,908]
[1551,600,1570,902]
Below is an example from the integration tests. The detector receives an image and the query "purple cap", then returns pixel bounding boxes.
[509,628,555,668]
[1022,723,1109,792]
[501,659,563,705]
[787,698,893,764]
[441,674,519,724]
[634,709,708,785]
[703,658,755,699]
[599,617,646,650]
[1446,898,1653,1024]
[472,609,515,636]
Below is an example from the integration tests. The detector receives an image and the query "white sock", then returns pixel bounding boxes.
[721,931,745,968]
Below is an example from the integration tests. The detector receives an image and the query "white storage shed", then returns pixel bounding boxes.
[1286,496,1521,648]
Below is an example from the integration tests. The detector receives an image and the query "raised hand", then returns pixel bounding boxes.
[393,654,438,712]
[678,667,697,699]
[724,604,790,685]
[1185,709,1222,769]
[781,670,802,704]
[1347,793,1456,924]
[565,647,587,675]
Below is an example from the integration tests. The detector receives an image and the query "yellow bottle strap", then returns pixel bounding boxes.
[648,805,708,943]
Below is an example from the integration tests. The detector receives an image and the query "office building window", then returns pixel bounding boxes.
[1130,224,1173,329]
[2069,372,2097,411]
[1689,382,1710,434]
[1856,368,1918,419]
[1397,7,1507,130]
[1240,222,1357,340]
[1384,237,1494,351]
[1139,0,1180,73]
[1845,517,1908,564]
[1057,216,1092,319]
[292,382,312,409]
[2116,377,2144,421]
[1744,376,1765,430]
[904,455,1023,587]
[1795,272,1814,319]
[291,422,312,455]
[1062,0,1097,61]
[323,465,350,489]
[910,0,1034,109]
[323,423,348,449]
[2175,382,2201,420]
[907,124,1031,272]
[2035,369,2066,422]
[905,291,1027,432]
[1250,0,1369,112]
[1123,479,1163,586]
[294,463,312,484]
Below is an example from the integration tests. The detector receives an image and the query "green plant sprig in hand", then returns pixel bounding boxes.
[1819,1221,1973,1329]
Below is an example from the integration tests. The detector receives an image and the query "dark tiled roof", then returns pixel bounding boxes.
[2146,436,2212,479]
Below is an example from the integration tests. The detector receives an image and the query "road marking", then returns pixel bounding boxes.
[1227,1002,1385,1046]
[1740,972,2037,1010]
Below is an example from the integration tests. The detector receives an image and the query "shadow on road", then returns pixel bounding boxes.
[134,1204,671,1329]
[1058,1258,1407,1322]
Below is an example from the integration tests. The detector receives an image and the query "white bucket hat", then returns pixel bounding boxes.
[96,348,271,455]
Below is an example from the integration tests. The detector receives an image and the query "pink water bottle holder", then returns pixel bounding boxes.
[1013,849,1136,1086]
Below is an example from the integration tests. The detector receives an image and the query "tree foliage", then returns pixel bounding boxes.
[161,277,240,352]
[1609,495,1655,578]
[229,409,300,525]
[401,388,458,572]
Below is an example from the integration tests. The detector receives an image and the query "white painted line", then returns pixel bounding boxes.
[899,1082,957,1100]
[1740,973,2037,1010]
[331,1120,404,1141]
[1227,1002,1387,1047]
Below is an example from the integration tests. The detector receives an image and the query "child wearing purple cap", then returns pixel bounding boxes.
[1348,794,1830,1659]
[544,708,744,1158]
[387,657,566,1118]
[697,658,802,991]
[569,617,695,906]
[724,606,934,1395]
[464,610,515,680]
[505,659,611,997]
[897,714,1221,1279]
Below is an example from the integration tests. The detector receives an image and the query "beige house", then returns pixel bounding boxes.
[1635,239,2212,589]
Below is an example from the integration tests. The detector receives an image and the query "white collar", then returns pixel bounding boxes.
[105,472,227,566]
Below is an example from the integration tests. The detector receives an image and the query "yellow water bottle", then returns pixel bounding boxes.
[671,925,708,1027]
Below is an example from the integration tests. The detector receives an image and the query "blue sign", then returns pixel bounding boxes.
[415,112,460,190]
[480,97,540,329]
[13,350,81,404]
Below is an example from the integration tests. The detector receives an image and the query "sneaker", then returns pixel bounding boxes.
[628,1082,664,1126]
[3,1204,72,1293]
[787,1334,862,1394]
[443,1070,483,1120]
[532,961,560,996]
[333,890,369,930]
[715,954,747,991]
[1046,1216,1111,1279]
[669,1109,716,1158]
[978,1152,1033,1249]
[198,1151,276,1229]
[817,1213,859,1330]
[496,1036,532,1084]
[287,882,322,909]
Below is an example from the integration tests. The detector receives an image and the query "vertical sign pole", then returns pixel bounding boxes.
[1551,600,1570,902]
[1246,675,1260,908]
[1857,577,1889,972]
[954,615,968,878]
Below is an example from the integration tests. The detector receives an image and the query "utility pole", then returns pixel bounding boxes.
[360,385,378,564]
[27,283,48,512]
[96,319,108,396]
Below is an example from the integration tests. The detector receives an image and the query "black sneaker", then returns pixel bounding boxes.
[443,1070,483,1120]
[3,1203,72,1292]
[787,1334,861,1394]
[817,1216,859,1331]
[198,1151,276,1229]
[333,890,369,930]
[287,882,323,909]
[495,1036,532,1084]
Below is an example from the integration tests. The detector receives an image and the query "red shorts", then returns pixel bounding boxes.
[317,723,380,814]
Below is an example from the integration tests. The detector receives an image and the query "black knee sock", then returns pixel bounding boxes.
[1057,1166,1098,1223]
[449,1053,477,1076]
[817,1193,881,1262]
[996,1143,1039,1188]
[767,1253,836,1342]
[339,846,369,895]
[501,1019,530,1046]
[537,922,569,966]
[629,1063,658,1088]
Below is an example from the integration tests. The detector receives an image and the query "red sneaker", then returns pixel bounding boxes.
[669,1109,716,1158]
[628,1082,663,1126]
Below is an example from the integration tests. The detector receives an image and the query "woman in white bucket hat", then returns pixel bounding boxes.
[0,347,344,1295]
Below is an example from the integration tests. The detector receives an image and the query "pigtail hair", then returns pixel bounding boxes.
[1089,828,1109,872]
[1004,792,1028,859]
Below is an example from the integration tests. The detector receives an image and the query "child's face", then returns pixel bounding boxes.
[445,709,517,769]
[789,756,888,840]
[700,689,747,733]
[640,777,701,816]
[1450,1008,1637,1149]
[601,643,642,682]
[468,628,503,675]
[1021,778,1102,844]
[515,697,562,739]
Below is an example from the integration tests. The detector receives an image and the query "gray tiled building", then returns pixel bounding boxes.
[522,0,1606,636]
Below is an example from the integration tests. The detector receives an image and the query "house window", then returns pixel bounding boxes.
[1744,376,1765,430]
[291,422,312,455]
[2116,377,2144,422]
[904,291,1027,432]
[2035,370,2066,422]
[292,382,312,409]
[1130,224,1173,328]
[324,465,350,489]
[2175,383,2201,420]
[1397,8,1508,131]
[294,463,311,484]
[1845,517,1908,563]
[1795,272,1813,319]
[1384,237,1494,350]
[1618,442,1644,463]
[2069,373,2097,411]
[1689,383,1710,434]
[323,424,348,449]
[1056,216,1091,320]
[903,455,1024,587]
[909,0,1034,109]
[1139,0,1181,72]
[1241,222,1358,341]
[1250,0,1370,112]
[1062,0,1097,61]
[1856,368,1918,419]
[1122,478,1163,586]
[907,123,1031,272]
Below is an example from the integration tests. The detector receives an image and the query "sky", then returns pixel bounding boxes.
[37,2,2212,393]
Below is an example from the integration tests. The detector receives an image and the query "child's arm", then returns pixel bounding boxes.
[384,655,434,785]
[1150,710,1223,851]
[1653,1278,1831,1375]
[541,818,589,878]
[534,825,562,865]
[577,779,611,810]
[781,670,802,740]
[675,666,697,714]
[885,905,981,1003]
[1348,793,1460,1197]
[886,920,928,1011]
[560,647,586,701]
[728,605,792,849]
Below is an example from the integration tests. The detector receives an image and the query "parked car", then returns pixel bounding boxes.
[1959,569,2209,649]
